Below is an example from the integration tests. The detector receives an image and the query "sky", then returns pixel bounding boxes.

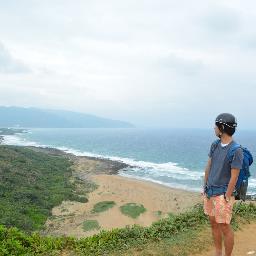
[0,0,256,129]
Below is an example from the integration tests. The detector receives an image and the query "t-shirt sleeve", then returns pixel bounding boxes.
[208,142,215,158]
[231,148,243,169]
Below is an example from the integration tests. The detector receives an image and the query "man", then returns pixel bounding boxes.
[203,113,243,256]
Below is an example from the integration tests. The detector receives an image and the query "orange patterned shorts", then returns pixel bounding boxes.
[203,195,235,224]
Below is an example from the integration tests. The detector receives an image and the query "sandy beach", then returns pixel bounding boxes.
[43,153,202,238]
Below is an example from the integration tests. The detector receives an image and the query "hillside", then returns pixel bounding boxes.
[0,145,255,255]
[0,145,127,233]
[0,145,93,232]
[0,106,134,128]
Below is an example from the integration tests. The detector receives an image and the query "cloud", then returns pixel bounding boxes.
[0,1,256,128]
[0,42,30,74]
[241,35,256,50]
[156,53,204,76]
[200,7,240,35]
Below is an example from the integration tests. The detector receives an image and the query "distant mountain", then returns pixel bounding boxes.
[0,107,135,128]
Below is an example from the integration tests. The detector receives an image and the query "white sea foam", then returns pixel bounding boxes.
[1,135,43,147]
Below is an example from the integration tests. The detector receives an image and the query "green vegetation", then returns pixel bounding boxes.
[0,145,96,233]
[0,203,255,255]
[82,220,100,232]
[91,201,116,213]
[120,203,146,218]
[155,210,162,217]
[0,225,75,256]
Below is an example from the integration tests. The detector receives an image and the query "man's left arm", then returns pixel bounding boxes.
[225,168,240,201]
[225,147,243,201]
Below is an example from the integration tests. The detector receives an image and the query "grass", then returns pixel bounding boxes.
[120,203,146,218]
[116,227,213,256]
[82,220,100,232]
[0,203,255,256]
[91,201,116,213]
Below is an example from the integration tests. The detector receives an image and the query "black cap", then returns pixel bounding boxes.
[215,113,237,128]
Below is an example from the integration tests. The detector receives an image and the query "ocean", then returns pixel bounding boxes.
[2,128,256,194]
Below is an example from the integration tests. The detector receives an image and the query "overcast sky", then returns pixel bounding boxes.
[0,0,255,129]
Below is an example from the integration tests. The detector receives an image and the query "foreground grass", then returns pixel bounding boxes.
[115,226,213,256]
[117,201,256,256]
[0,202,255,256]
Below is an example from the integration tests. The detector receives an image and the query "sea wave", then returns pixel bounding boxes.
[1,135,46,147]
[49,145,204,182]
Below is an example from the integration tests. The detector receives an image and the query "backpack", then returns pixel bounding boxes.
[211,139,253,201]
[227,142,253,200]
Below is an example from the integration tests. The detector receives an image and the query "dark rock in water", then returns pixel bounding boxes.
[84,156,129,174]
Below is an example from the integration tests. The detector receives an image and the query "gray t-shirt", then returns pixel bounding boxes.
[207,140,243,187]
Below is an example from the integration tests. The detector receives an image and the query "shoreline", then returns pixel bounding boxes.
[0,134,203,196]
[27,145,200,194]
[0,133,199,193]
[0,131,206,194]
[1,134,199,193]
[1,135,255,197]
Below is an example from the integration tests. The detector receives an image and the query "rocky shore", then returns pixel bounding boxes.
[27,146,130,177]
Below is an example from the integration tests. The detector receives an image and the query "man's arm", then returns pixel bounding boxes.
[225,168,240,201]
[203,158,211,191]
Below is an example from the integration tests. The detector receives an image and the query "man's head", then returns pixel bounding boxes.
[215,113,237,138]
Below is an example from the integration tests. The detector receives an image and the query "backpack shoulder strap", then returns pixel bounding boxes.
[227,142,241,163]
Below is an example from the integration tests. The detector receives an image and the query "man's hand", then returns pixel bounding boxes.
[225,194,231,202]
[202,158,211,196]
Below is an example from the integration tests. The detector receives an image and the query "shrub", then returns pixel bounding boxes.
[82,220,100,232]
[91,201,116,213]
[120,203,146,218]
